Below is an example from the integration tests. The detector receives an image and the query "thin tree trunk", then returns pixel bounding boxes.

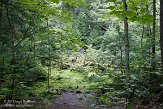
[122,0,129,74]
[141,25,144,49]
[6,5,16,106]
[117,25,123,73]
[0,2,4,65]
[33,37,36,62]
[122,0,129,107]
[147,25,152,65]
[160,0,163,72]
[140,25,145,69]
[152,0,156,70]
[47,19,51,92]
[0,3,2,29]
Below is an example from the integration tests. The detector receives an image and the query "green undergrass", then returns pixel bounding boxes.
[30,66,115,101]
[31,68,90,96]
[50,68,90,92]
[18,66,117,108]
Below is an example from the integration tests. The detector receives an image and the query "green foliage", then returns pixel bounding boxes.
[107,0,116,2]
[0,0,162,108]
[106,0,154,24]
[0,88,12,100]
[49,0,60,3]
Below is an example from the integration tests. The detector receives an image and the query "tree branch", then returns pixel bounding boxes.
[14,24,31,48]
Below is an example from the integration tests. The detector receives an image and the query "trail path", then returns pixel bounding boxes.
[50,92,110,109]
[50,92,163,109]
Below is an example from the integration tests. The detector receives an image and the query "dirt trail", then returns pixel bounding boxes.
[50,92,109,109]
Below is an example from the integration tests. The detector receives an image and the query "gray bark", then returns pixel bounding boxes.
[160,0,163,71]
[122,0,129,74]
[152,0,156,70]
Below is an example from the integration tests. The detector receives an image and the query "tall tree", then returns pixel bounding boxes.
[152,0,156,70]
[122,0,129,74]
[122,0,129,107]
[0,1,2,29]
[5,4,16,100]
[160,0,163,71]
[47,19,51,92]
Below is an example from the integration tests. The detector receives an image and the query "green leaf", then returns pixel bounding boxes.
[116,1,122,5]
[130,16,142,22]
[122,11,135,18]
[140,8,148,14]
[140,14,154,24]
[49,0,60,3]
[143,14,153,20]
[110,11,122,16]
[107,0,116,2]
[107,6,115,10]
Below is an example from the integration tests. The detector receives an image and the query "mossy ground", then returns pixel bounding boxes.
[32,68,90,95]
[4,66,115,109]
[31,66,115,95]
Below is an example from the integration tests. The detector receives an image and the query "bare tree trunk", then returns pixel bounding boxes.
[6,5,16,106]
[147,25,152,65]
[152,0,156,70]
[141,26,144,49]
[122,0,129,74]
[33,37,36,62]
[47,19,51,92]
[0,2,2,29]
[117,25,123,73]
[122,0,129,107]
[160,0,163,72]
[0,2,4,65]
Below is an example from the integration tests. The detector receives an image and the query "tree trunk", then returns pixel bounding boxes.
[33,37,36,62]
[6,5,16,105]
[152,0,156,70]
[122,0,129,107]
[147,25,152,65]
[0,2,2,28]
[160,0,163,72]
[47,19,51,92]
[122,0,129,74]
[0,2,4,65]
[141,25,144,49]
[117,25,123,73]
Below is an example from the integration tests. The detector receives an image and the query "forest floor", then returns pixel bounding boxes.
[49,91,126,109]
[30,67,163,109]
[30,67,126,109]
[1,67,163,109]
[50,92,106,109]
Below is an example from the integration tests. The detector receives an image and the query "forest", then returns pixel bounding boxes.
[0,0,163,109]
